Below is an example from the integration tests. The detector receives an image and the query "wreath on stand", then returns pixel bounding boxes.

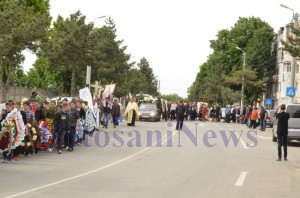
[20,122,41,153]
[28,122,40,143]
[39,121,53,150]
[20,136,32,152]
[0,109,26,153]
[0,127,12,151]
[38,108,55,150]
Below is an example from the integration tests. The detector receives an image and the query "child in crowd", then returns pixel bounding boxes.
[55,103,70,154]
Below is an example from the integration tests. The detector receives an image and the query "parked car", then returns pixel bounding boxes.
[266,110,276,128]
[138,103,160,122]
[272,104,300,142]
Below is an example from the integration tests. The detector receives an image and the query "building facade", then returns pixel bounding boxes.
[272,24,300,108]
[295,59,300,103]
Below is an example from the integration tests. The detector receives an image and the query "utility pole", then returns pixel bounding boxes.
[242,51,246,107]
[236,46,246,108]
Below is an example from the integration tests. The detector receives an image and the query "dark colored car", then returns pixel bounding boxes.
[138,103,160,122]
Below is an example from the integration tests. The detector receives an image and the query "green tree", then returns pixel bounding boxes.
[0,0,50,102]
[225,68,268,103]
[42,11,93,96]
[12,67,26,87]
[282,27,300,59]
[88,18,131,97]
[137,57,158,96]
[160,93,184,102]
[188,17,274,105]
[125,68,147,95]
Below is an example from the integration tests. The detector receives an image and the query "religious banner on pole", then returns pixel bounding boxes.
[103,84,116,100]
[79,87,94,113]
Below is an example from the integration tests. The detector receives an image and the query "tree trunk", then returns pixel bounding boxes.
[0,56,5,103]
[0,85,9,103]
[0,55,14,103]
[70,67,76,97]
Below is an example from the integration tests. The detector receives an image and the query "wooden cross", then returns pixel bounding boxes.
[90,81,104,98]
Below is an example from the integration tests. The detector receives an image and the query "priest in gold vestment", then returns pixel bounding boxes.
[124,97,139,126]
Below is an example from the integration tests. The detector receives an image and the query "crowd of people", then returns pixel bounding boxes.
[160,100,272,132]
[161,101,212,122]
[224,104,270,131]
[1,93,280,163]
[0,93,124,163]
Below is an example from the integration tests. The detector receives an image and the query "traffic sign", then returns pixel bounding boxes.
[265,98,273,106]
[286,87,296,97]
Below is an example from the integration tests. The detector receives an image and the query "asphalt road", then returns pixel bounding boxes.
[1,120,300,198]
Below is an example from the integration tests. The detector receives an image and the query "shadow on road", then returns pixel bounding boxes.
[288,141,300,147]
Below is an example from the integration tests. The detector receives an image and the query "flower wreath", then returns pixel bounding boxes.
[39,121,52,145]
[20,122,41,150]
[0,130,12,151]
[0,108,26,151]
[27,122,40,143]
[20,136,32,150]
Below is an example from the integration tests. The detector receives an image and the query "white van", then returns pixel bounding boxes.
[272,104,300,142]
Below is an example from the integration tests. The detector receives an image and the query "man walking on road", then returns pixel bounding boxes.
[176,101,186,130]
[276,104,290,161]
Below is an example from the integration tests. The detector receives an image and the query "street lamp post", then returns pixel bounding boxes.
[93,16,106,24]
[86,16,106,89]
[280,4,299,104]
[236,46,246,108]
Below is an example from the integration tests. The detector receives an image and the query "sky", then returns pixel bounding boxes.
[22,0,299,97]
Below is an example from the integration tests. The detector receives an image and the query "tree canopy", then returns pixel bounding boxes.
[188,17,274,106]
[282,26,300,59]
[0,0,51,102]
[8,12,159,99]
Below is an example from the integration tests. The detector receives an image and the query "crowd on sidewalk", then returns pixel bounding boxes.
[0,92,123,163]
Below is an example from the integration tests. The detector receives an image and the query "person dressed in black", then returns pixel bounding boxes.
[176,101,186,130]
[276,104,290,161]
[55,103,70,154]
[112,98,121,128]
[35,102,45,123]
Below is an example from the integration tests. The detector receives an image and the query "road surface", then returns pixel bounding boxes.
[1,121,300,198]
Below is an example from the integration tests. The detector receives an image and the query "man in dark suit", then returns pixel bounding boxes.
[276,104,290,161]
[176,101,186,130]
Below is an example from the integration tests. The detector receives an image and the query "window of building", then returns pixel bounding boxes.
[297,64,299,73]
[296,82,298,91]
[284,62,291,72]
[277,82,281,92]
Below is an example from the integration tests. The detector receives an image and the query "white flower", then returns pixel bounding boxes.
[21,142,25,147]
[32,128,37,134]
[27,123,32,128]
[32,135,37,141]
[27,142,31,147]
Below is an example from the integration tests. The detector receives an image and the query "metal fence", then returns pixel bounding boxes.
[5,86,59,102]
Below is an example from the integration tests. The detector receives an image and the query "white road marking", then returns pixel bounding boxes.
[235,172,248,186]
[5,131,177,198]
[233,131,249,149]
[257,135,271,140]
